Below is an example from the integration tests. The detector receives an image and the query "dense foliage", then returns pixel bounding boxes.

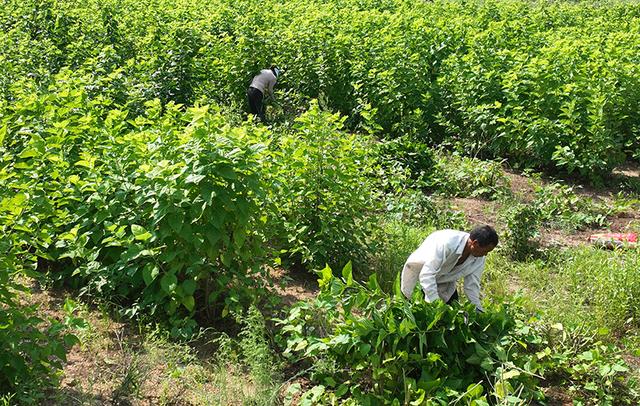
[0,199,83,402]
[1,0,639,177]
[267,101,381,271]
[0,68,379,337]
[2,0,639,403]
[276,264,638,404]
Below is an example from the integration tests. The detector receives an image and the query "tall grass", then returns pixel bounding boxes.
[368,219,433,292]
[486,247,640,348]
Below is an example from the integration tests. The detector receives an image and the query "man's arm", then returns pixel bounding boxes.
[463,267,484,311]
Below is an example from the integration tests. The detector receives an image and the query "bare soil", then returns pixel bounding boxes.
[268,266,319,307]
[453,167,639,248]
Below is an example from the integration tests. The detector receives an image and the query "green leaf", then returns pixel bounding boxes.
[218,166,237,179]
[131,224,152,241]
[480,358,494,371]
[233,227,246,248]
[583,382,598,391]
[466,383,484,398]
[142,264,159,286]
[19,148,39,158]
[166,212,183,233]
[182,279,197,296]
[160,273,178,294]
[63,334,80,348]
[341,261,353,286]
[182,295,195,312]
[318,265,333,287]
[300,385,325,406]
[409,389,425,405]
[578,351,594,361]
[359,343,371,356]
[335,384,348,397]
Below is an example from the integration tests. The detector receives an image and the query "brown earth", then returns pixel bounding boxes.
[453,167,639,248]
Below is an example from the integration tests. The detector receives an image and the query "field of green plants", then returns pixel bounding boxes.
[2,0,640,404]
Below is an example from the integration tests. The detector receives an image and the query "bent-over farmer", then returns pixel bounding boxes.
[400,225,498,312]
[247,65,281,122]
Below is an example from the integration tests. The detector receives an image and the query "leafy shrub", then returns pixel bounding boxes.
[436,1,637,177]
[0,154,85,402]
[430,153,510,199]
[373,135,436,187]
[0,230,83,403]
[276,263,638,404]
[275,265,543,404]
[3,0,639,177]
[502,202,541,260]
[266,101,381,271]
[533,181,611,231]
[1,72,386,335]
[1,72,270,337]
[0,277,81,403]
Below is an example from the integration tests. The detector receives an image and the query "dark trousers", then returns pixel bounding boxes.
[247,87,265,121]
[446,290,459,305]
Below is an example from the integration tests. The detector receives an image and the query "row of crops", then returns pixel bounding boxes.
[2,0,640,403]
[2,0,640,176]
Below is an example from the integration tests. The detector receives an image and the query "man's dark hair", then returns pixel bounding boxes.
[469,225,498,247]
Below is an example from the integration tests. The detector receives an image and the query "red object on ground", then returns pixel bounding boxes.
[588,232,638,249]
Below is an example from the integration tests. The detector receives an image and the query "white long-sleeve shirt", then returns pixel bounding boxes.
[249,69,277,97]
[400,230,485,310]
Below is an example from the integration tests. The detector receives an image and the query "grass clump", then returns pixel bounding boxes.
[488,247,640,348]
[430,152,511,199]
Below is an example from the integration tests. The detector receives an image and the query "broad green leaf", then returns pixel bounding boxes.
[166,212,183,233]
[182,295,195,312]
[19,148,39,158]
[318,265,332,287]
[142,264,159,286]
[182,279,197,296]
[160,273,178,294]
[335,384,348,397]
[131,224,152,241]
[341,261,353,286]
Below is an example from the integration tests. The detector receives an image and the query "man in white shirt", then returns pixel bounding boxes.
[400,225,498,312]
[247,65,281,122]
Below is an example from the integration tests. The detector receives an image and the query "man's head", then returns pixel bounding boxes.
[468,225,498,257]
[270,65,281,78]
